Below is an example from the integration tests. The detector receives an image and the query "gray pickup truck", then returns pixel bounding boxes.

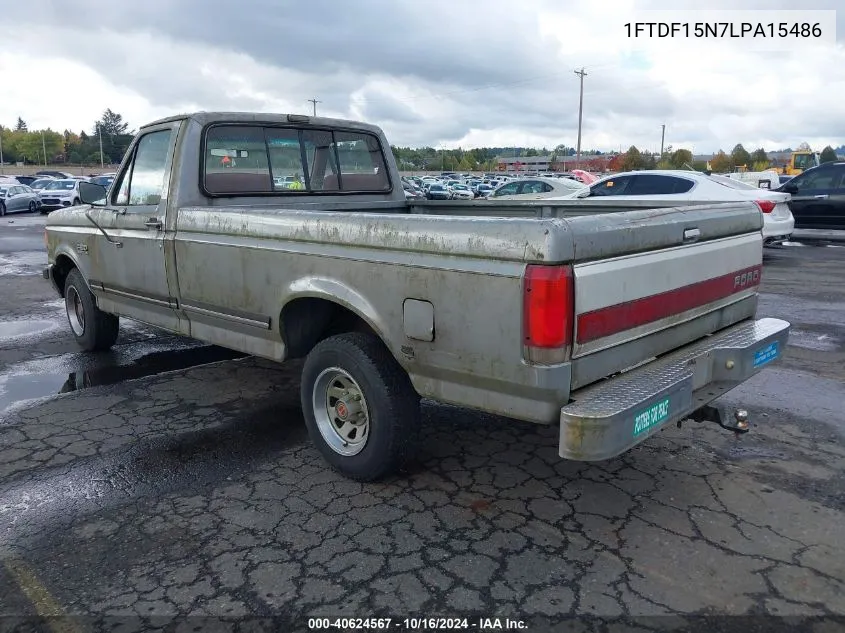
[43,112,790,481]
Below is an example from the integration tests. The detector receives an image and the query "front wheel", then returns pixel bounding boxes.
[28,201,36,213]
[72,198,80,206]
[301,332,421,481]
[64,268,120,351]
[0,202,5,217]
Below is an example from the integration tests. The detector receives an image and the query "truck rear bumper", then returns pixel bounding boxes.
[559,317,790,461]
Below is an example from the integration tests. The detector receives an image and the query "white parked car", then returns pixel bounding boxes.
[28,178,56,192]
[449,183,475,200]
[38,179,84,212]
[488,176,586,200]
[552,170,794,244]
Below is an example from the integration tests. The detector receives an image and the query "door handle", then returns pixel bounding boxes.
[144,218,163,230]
[683,228,701,242]
[814,194,829,199]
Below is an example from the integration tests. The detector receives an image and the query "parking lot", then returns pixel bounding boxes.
[1,214,844,630]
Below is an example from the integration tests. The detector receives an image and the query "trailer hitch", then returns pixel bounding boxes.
[688,405,750,435]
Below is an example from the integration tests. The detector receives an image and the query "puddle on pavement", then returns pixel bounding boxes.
[0,251,47,275]
[0,319,58,340]
[788,329,841,352]
[0,345,247,413]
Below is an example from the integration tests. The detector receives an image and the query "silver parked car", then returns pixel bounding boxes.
[38,179,83,212]
[0,184,40,216]
[487,176,586,200]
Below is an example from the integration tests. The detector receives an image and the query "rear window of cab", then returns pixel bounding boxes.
[202,124,392,196]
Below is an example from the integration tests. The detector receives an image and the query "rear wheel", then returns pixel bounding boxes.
[64,268,119,351]
[300,332,421,481]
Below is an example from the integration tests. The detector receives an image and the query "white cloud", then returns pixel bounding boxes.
[0,0,843,153]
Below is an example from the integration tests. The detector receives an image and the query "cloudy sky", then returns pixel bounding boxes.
[1,0,843,153]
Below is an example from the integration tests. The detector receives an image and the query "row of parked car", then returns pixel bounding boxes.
[0,171,115,216]
[401,172,588,201]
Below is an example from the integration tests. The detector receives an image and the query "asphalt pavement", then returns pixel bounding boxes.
[1,214,843,632]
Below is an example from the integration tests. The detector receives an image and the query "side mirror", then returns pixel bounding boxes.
[78,181,107,206]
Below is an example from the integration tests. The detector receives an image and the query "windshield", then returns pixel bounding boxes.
[30,179,53,188]
[454,185,469,190]
[710,175,759,190]
[90,176,114,186]
[430,185,443,191]
[793,153,817,170]
[43,180,76,191]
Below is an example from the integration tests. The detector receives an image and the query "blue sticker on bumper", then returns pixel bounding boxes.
[753,341,779,368]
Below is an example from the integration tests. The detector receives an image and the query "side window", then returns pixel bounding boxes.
[521,181,544,194]
[204,125,271,194]
[626,175,694,195]
[494,182,520,196]
[542,182,554,192]
[589,176,633,196]
[792,167,839,191]
[112,129,174,206]
[332,131,390,191]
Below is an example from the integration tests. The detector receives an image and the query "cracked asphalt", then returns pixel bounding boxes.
[1,215,844,632]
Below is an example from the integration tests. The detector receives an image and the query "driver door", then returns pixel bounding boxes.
[86,123,185,333]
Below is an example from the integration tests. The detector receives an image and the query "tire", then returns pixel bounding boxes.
[63,268,120,351]
[73,198,80,206]
[0,202,5,217]
[28,201,36,213]
[301,332,421,481]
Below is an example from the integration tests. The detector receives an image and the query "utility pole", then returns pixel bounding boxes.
[98,123,105,168]
[0,125,4,175]
[574,67,587,169]
[660,124,666,159]
[41,131,47,167]
[307,98,321,116]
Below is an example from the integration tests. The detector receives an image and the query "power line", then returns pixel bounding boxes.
[574,67,587,169]
[307,98,321,116]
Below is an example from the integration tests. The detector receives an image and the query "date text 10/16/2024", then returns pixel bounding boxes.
[308,617,528,630]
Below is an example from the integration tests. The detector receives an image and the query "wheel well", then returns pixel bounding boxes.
[53,255,76,297]
[280,298,378,359]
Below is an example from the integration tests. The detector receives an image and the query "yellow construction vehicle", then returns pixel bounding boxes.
[772,148,820,175]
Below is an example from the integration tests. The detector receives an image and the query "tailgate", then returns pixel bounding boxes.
[563,202,764,359]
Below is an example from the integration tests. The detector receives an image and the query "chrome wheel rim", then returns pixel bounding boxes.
[312,367,370,456]
[66,286,85,336]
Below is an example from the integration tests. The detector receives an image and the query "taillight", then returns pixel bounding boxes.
[755,200,776,213]
[523,264,574,363]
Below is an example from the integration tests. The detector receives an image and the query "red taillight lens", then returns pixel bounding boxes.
[755,200,776,213]
[523,264,574,348]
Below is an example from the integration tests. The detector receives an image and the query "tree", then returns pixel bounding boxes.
[15,117,27,132]
[620,146,644,171]
[731,144,751,169]
[820,145,838,163]
[94,108,130,136]
[750,148,768,164]
[525,148,538,157]
[669,148,693,169]
[710,150,733,173]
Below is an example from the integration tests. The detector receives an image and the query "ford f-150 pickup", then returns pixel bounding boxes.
[43,112,790,481]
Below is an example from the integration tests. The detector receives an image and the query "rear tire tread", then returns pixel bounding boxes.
[301,332,421,482]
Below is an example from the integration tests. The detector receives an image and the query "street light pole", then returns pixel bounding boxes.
[41,131,47,167]
[574,67,588,169]
[660,124,666,158]
[0,125,4,175]
[98,123,105,168]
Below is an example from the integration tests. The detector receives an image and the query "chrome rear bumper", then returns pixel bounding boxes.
[559,317,790,461]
